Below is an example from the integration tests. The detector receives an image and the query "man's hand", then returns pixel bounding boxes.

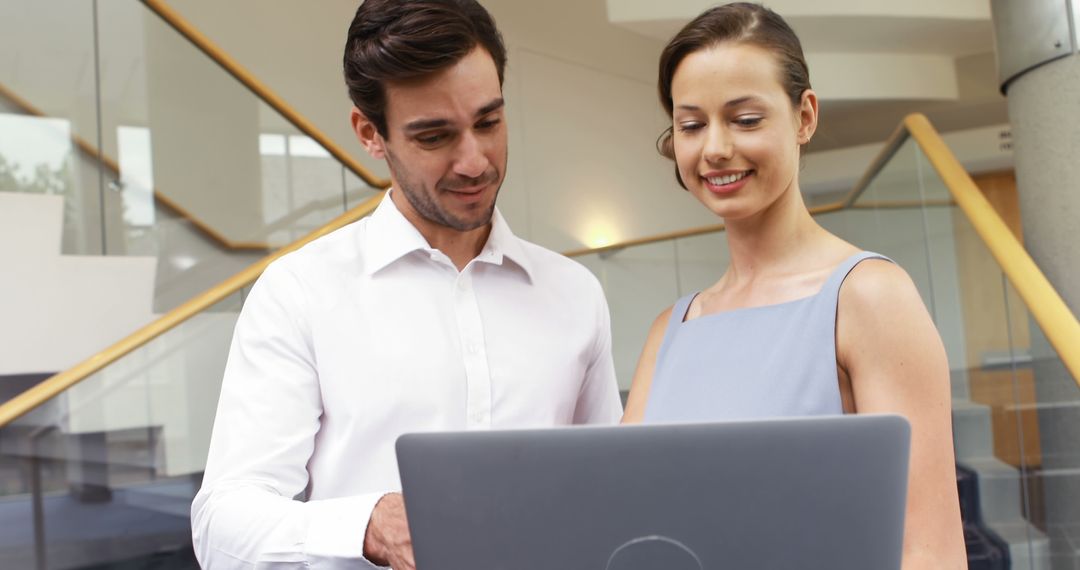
[364,493,415,569]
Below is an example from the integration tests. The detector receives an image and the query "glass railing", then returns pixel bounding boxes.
[0,0,387,567]
[0,0,386,317]
[0,289,248,568]
[0,190,378,567]
[573,120,1079,569]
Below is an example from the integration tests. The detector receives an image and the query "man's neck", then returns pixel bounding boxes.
[390,189,492,272]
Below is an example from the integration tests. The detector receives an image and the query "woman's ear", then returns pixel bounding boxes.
[351,107,387,159]
[796,89,819,145]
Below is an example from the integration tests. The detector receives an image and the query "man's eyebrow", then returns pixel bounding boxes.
[476,98,505,117]
[402,98,505,132]
[404,118,449,132]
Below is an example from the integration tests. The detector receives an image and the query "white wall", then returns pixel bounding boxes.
[0,192,157,375]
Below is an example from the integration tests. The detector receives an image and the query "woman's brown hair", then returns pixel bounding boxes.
[656,3,811,189]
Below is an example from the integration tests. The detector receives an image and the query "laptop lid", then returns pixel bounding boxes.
[397,414,910,570]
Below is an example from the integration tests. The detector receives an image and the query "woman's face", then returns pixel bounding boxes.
[670,42,816,221]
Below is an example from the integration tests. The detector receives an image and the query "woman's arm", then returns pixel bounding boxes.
[621,306,673,423]
[837,260,967,570]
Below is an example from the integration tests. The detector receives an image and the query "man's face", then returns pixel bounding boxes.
[360,46,508,233]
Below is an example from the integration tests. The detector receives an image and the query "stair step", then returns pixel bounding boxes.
[953,398,994,461]
[961,456,1027,524]
[990,521,1051,570]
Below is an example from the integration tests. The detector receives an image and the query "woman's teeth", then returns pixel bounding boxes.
[707,171,749,186]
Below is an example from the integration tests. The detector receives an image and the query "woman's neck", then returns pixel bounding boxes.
[722,185,825,286]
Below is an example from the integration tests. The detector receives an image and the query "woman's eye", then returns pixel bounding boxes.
[677,122,703,133]
[734,116,763,127]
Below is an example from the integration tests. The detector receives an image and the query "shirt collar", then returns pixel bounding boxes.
[363,189,534,280]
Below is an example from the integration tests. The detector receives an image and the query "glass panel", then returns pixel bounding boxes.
[0,0,105,256]
[0,290,245,569]
[673,231,728,298]
[92,0,371,313]
[852,137,921,207]
[578,242,681,396]
[1003,279,1080,568]
[938,203,1043,566]
[345,166,386,211]
[1,0,386,564]
[909,141,1077,568]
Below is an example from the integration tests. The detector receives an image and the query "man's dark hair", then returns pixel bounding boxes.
[343,0,508,139]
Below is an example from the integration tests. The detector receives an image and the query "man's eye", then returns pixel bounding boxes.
[476,118,501,130]
[416,132,448,146]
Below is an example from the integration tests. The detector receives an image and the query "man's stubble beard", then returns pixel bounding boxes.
[385,146,504,232]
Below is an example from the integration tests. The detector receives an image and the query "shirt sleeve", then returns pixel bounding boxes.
[191,260,390,569]
[572,276,624,425]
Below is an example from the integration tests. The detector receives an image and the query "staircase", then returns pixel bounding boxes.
[954,394,1050,569]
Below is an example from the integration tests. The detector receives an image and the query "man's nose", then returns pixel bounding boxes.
[454,131,490,179]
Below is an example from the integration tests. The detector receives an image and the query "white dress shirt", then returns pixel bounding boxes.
[191,192,623,568]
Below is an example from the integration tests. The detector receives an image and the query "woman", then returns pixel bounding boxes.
[620,4,967,568]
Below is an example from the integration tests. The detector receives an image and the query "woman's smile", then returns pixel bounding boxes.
[702,170,754,194]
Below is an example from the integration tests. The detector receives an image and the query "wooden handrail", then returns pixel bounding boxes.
[560,203,846,258]
[140,0,390,191]
[0,191,385,427]
[903,113,1080,383]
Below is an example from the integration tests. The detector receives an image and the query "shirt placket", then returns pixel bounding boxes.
[454,270,492,429]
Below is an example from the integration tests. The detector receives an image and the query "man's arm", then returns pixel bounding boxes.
[572,277,624,424]
[191,261,391,569]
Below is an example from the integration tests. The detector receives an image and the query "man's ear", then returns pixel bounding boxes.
[351,107,386,159]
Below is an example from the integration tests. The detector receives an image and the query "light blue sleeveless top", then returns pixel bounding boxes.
[643,251,890,423]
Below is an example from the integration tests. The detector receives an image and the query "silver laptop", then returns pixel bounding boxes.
[396,414,910,570]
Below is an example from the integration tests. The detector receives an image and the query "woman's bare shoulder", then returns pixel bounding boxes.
[840,257,924,313]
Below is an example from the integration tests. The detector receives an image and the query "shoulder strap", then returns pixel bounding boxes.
[654,292,698,371]
[821,251,893,298]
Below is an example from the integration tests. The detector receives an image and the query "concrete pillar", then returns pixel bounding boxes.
[992,0,1080,313]
[990,2,1080,567]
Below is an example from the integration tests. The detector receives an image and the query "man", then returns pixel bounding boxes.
[190,0,623,568]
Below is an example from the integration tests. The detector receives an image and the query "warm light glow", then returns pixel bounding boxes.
[584,221,619,249]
